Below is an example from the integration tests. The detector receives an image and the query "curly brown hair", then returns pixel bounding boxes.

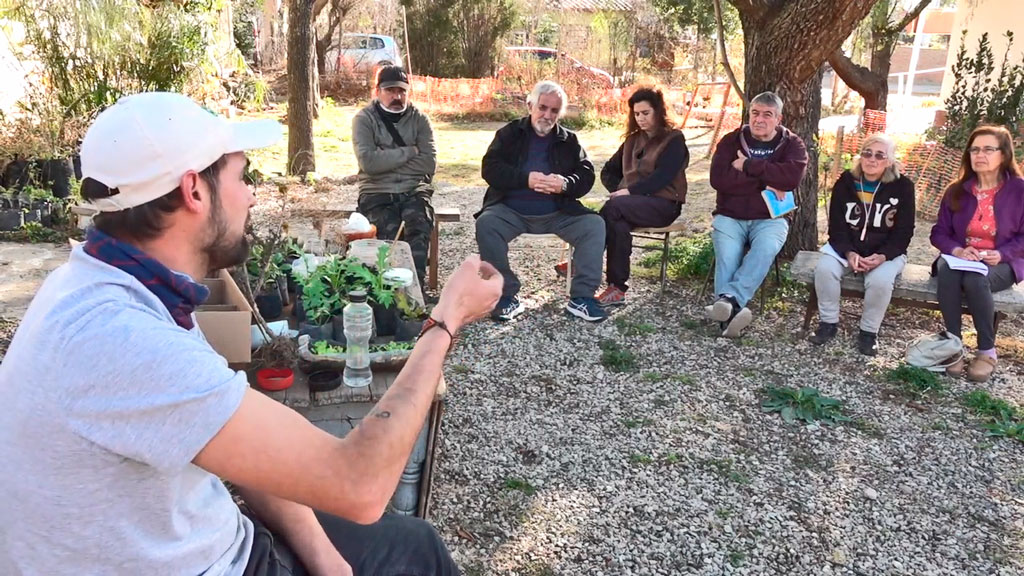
[625,87,674,138]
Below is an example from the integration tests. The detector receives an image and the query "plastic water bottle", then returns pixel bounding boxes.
[342,290,374,388]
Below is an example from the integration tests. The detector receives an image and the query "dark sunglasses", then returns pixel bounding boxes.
[860,150,887,160]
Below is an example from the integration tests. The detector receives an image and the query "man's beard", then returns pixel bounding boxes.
[532,119,554,136]
[203,202,249,273]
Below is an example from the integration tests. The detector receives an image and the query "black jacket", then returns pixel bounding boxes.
[826,170,916,260]
[477,117,596,217]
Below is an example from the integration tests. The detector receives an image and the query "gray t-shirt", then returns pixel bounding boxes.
[0,247,253,575]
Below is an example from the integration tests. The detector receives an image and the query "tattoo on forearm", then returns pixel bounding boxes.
[373,410,392,419]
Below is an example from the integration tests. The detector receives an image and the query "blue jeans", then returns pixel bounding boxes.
[711,214,789,308]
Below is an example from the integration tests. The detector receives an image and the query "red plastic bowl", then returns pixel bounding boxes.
[256,368,294,391]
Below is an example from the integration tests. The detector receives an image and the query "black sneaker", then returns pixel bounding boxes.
[857,329,878,356]
[491,295,525,321]
[808,322,838,346]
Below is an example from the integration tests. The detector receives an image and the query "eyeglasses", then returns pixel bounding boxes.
[860,150,887,160]
[969,146,1001,156]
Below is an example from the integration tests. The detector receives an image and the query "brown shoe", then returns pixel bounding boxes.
[966,355,997,383]
[946,356,965,378]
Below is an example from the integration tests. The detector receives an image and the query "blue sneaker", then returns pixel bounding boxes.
[491,295,525,321]
[566,296,607,322]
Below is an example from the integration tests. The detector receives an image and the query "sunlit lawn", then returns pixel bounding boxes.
[242,99,624,193]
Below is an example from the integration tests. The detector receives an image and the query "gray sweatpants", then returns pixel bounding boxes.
[814,253,907,333]
[476,203,605,299]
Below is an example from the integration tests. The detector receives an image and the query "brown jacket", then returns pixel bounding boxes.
[601,128,688,203]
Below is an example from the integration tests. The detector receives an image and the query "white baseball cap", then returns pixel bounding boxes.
[81,92,283,212]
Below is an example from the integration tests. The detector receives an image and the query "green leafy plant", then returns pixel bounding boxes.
[761,386,852,426]
[886,364,947,397]
[964,389,1020,421]
[983,420,1024,441]
[614,316,657,336]
[312,340,345,355]
[628,453,653,465]
[502,477,536,496]
[639,233,713,280]
[964,390,1023,443]
[622,417,653,429]
[20,221,48,243]
[599,339,636,372]
[311,340,415,356]
[940,30,1024,150]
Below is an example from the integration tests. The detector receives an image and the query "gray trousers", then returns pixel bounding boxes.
[476,203,605,299]
[936,257,1016,350]
[814,254,907,333]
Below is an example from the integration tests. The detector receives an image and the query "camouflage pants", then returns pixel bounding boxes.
[357,190,434,284]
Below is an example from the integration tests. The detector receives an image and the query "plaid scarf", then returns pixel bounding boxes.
[83,227,210,330]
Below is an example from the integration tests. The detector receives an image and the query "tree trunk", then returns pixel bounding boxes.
[744,55,823,257]
[730,0,877,255]
[287,0,315,176]
[868,43,893,110]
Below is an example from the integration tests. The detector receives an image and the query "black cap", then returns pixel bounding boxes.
[377,65,410,90]
[348,290,368,303]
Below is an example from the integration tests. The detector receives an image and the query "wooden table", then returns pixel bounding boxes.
[253,240,442,518]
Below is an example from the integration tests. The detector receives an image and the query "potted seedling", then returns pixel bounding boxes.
[247,242,285,320]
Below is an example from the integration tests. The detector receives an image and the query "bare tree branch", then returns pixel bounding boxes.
[827,47,887,110]
[895,0,934,34]
[714,0,748,107]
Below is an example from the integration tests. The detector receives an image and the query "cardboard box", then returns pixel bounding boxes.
[196,269,253,364]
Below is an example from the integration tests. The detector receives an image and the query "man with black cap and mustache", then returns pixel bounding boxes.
[352,65,437,287]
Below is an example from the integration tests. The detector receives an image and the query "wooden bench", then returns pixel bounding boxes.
[790,250,1024,331]
[300,205,461,292]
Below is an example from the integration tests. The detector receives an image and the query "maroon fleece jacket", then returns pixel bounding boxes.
[710,126,809,220]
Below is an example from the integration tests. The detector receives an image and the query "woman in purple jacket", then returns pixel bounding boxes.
[930,125,1024,382]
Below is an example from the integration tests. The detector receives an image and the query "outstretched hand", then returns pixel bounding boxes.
[431,255,503,333]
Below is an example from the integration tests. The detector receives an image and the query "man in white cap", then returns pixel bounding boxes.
[0,92,500,575]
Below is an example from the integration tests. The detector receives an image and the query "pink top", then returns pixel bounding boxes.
[966,183,1002,250]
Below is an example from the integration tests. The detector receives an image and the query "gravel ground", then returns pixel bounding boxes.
[270,173,1023,576]
[1,147,1020,574]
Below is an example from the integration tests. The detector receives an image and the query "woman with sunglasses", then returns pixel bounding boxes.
[930,125,1024,382]
[810,133,916,355]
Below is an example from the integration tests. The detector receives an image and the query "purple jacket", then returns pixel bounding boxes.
[929,174,1024,282]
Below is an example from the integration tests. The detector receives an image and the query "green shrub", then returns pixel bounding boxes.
[639,233,713,280]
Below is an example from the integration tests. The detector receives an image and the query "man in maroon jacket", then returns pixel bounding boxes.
[707,92,809,337]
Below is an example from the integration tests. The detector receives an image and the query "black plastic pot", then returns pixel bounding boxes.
[331,314,347,343]
[33,201,52,226]
[22,209,40,223]
[307,370,342,393]
[394,318,424,342]
[72,155,82,180]
[37,158,73,198]
[372,302,398,338]
[254,288,283,320]
[0,209,22,231]
[298,321,332,341]
[293,297,306,321]
[2,160,31,190]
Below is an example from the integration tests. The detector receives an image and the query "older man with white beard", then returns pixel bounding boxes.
[475,80,606,323]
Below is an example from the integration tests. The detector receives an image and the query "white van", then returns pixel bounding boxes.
[329,34,402,73]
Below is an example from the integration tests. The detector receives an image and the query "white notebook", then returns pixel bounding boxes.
[820,243,849,267]
[940,254,989,276]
